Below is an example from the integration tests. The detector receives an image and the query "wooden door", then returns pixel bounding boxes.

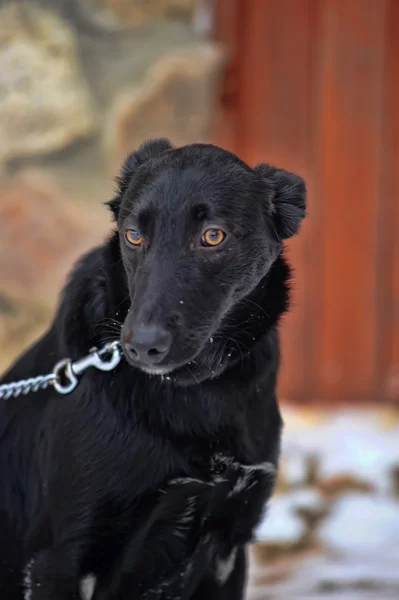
[214,0,399,403]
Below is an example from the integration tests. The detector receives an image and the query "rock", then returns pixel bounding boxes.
[319,493,399,557]
[390,464,399,498]
[78,0,195,31]
[104,44,225,174]
[0,3,97,166]
[0,170,109,305]
[0,294,50,375]
[292,488,329,531]
[253,489,328,563]
[255,489,327,545]
[278,450,322,491]
[254,486,331,566]
[0,170,109,374]
[316,474,374,500]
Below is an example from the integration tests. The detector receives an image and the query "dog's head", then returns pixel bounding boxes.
[108,139,306,382]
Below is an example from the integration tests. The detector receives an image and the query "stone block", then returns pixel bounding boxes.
[103,44,225,174]
[78,0,195,31]
[0,170,108,305]
[0,294,49,375]
[0,3,97,166]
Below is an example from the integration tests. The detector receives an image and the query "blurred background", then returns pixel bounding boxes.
[0,0,398,598]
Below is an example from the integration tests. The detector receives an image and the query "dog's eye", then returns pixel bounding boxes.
[201,228,226,247]
[125,229,143,246]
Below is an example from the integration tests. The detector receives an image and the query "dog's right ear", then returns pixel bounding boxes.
[106,138,173,220]
[254,163,307,240]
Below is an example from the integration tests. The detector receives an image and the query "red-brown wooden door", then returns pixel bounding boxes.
[214,0,399,404]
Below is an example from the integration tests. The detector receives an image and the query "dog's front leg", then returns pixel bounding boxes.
[93,479,219,600]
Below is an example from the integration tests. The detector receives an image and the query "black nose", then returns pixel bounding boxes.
[125,325,172,365]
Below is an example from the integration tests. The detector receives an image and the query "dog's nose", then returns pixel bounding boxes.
[125,326,172,365]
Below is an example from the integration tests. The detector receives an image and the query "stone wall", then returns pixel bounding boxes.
[0,0,223,372]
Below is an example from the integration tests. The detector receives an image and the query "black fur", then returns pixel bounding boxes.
[0,140,306,599]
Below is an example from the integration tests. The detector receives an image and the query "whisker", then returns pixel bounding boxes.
[238,297,270,319]
[186,364,200,385]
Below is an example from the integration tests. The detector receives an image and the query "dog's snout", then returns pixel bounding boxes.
[124,325,172,365]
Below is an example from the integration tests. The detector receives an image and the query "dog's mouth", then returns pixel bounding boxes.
[121,341,197,377]
[121,337,208,379]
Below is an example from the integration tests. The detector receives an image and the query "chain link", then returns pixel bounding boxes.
[0,341,122,400]
[0,373,57,400]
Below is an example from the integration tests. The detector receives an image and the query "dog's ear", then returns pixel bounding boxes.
[106,138,173,220]
[254,163,307,239]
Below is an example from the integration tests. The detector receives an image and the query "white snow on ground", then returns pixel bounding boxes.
[281,409,399,493]
[248,407,399,599]
[247,551,399,600]
[255,488,324,543]
[319,493,399,556]
[255,493,305,543]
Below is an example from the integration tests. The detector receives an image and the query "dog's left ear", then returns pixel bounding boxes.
[254,163,307,239]
[106,138,173,220]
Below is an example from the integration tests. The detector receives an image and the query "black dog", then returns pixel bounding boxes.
[0,139,306,599]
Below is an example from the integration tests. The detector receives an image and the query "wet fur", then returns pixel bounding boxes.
[0,140,306,599]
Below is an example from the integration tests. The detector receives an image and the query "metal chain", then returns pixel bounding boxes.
[0,373,57,400]
[0,341,122,400]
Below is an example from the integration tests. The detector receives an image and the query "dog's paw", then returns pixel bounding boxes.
[210,453,276,491]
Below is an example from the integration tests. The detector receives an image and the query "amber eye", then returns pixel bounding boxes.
[125,229,143,246]
[201,228,226,247]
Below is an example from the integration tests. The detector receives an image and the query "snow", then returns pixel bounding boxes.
[255,488,325,543]
[319,493,399,557]
[248,407,399,599]
[281,409,399,493]
[255,493,305,543]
